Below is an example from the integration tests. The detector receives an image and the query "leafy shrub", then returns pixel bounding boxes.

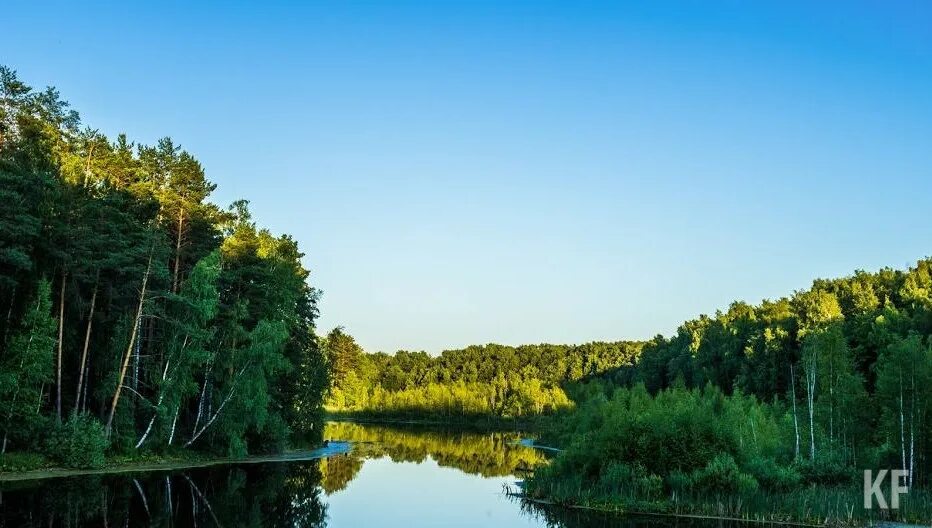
[44,414,108,469]
[795,455,855,485]
[528,385,797,506]
[690,453,759,494]
[747,456,802,490]
[597,461,637,493]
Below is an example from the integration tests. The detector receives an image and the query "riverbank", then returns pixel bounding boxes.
[0,441,351,483]
[514,494,829,528]
[517,486,932,528]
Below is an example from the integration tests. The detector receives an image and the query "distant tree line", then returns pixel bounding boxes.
[0,67,328,468]
[323,327,641,419]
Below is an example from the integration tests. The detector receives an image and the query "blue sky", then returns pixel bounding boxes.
[4,1,931,353]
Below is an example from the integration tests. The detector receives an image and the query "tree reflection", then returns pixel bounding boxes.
[0,461,327,527]
[0,423,571,528]
[318,422,547,492]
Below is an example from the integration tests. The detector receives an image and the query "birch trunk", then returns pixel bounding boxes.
[135,358,171,448]
[184,364,248,448]
[56,271,66,424]
[193,359,213,432]
[908,371,915,488]
[829,355,834,445]
[168,405,180,445]
[105,251,153,437]
[74,275,98,412]
[806,354,817,460]
[899,369,906,474]
[790,364,800,460]
[172,208,184,294]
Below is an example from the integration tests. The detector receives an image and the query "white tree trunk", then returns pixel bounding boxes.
[74,277,98,412]
[184,364,249,448]
[105,251,152,437]
[806,357,817,460]
[790,364,800,460]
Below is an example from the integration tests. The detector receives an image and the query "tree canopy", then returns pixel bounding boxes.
[0,66,328,466]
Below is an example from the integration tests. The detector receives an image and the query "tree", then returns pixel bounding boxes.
[876,334,931,488]
[0,66,327,464]
[0,280,56,452]
[324,327,363,393]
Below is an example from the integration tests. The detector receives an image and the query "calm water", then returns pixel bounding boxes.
[0,422,744,528]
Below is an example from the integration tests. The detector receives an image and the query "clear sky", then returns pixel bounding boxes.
[4,1,931,353]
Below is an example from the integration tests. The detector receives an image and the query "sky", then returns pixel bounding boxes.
[3,1,931,353]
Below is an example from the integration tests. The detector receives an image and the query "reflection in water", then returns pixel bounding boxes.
[319,421,547,493]
[0,422,762,528]
[0,461,327,527]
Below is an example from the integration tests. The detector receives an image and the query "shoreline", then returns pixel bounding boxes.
[515,491,928,528]
[0,441,351,483]
[517,494,835,528]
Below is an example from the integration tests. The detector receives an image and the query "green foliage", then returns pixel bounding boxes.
[0,66,328,467]
[529,385,787,504]
[0,452,51,472]
[525,258,932,522]
[527,383,928,524]
[321,422,547,483]
[745,456,801,491]
[326,338,640,420]
[44,414,107,469]
[0,279,56,451]
[691,454,759,494]
[596,259,932,488]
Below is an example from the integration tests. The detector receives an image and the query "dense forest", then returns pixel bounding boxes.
[527,259,932,522]
[329,259,932,522]
[0,67,328,469]
[3,60,929,525]
[323,327,641,419]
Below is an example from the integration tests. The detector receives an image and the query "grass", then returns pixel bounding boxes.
[525,478,932,527]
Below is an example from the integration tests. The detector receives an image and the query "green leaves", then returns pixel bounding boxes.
[0,66,325,463]
[0,280,56,450]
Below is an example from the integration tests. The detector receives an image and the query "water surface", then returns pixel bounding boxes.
[0,421,745,527]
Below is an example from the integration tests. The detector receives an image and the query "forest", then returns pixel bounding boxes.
[323,328,641,420]
[3,60,930,525]
[0,66,328,470]
[329,259,932,522]
[524,259,932,522]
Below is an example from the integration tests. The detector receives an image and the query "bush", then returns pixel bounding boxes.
[44,415,108,469]
[795,455,855,485]
[747,456,802,490]
[690,453,759,495]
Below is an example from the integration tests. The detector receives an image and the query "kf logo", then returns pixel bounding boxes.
[864,470,909,509]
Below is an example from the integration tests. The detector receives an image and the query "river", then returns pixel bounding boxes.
[0,421,749,527]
